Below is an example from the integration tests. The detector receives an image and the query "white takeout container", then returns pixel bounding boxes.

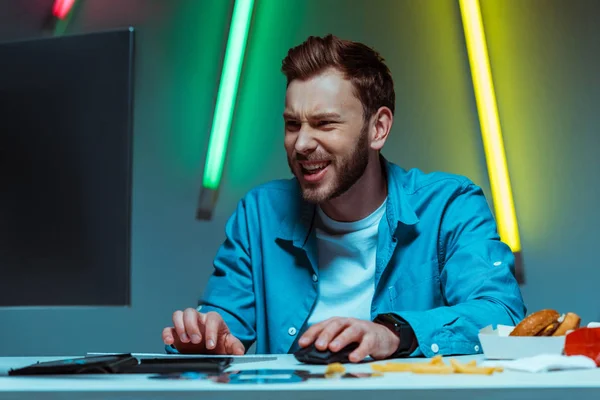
[478,325,566,360]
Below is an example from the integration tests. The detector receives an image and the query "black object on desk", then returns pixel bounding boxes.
[294,342,359,364]
[8,354,138,375]
[8,354,233,375]
[127,356,232,374]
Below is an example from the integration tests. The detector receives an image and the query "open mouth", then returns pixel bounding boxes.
[301,161,330,175]
[299,161,331,183]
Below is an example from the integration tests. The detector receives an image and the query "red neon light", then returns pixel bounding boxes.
[52,0,64,16]
[52,0,76,19]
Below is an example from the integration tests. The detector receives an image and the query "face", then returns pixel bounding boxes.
[284,69,370,204]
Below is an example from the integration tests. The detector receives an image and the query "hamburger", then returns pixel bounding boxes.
[509,309,581,337]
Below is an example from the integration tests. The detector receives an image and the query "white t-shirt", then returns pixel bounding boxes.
[307,199,387,326]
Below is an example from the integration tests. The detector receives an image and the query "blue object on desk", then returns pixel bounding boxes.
[150,371,209,380]
[226,369,308,384]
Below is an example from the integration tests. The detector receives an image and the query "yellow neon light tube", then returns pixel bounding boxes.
[459,0,521,252]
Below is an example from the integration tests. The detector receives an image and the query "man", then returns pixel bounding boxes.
[162,34,526,362]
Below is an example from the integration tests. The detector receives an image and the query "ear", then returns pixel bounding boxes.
[369,106,393,151]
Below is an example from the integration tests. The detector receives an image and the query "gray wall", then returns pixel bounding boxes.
[0,0,598,356]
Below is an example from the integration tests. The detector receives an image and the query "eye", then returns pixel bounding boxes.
[285,120,300,130]
[318,121,334,127]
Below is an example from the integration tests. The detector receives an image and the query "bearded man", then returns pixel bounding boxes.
[162,34,526,362]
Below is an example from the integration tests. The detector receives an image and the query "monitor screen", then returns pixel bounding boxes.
[0,28,135,306]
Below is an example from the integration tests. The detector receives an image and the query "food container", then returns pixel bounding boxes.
[478,325,566,360]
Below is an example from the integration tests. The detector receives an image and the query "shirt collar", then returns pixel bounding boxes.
[382,156,420,230]
[276,156,419,246]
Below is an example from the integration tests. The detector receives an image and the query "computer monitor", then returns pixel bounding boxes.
[0,28,135,306]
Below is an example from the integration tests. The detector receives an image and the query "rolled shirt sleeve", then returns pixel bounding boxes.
[395,182,526,357]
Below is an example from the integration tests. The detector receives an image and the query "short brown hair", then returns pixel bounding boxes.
[281,34,395,121]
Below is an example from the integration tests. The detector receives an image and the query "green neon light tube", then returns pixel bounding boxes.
[202,0,254,190]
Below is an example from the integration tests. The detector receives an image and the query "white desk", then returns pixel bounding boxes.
[1,355,599,400]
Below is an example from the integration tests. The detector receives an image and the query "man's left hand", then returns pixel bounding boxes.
[298,317,400,363]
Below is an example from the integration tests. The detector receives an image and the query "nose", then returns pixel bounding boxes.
[294,125,318,155]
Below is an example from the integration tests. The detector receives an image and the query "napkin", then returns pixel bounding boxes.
[482,354,597,373]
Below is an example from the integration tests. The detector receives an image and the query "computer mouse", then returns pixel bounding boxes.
[293,342,359,364]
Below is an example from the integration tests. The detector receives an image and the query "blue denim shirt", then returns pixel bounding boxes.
[189,159,526,357]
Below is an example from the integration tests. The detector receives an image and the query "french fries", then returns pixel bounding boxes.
[450,359,503,375]
[371,356,503,375]
[430,355,443,365]
[325,362,346,375]
[410,364,454,374]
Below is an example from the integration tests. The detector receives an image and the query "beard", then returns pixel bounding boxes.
[287,124,370,204]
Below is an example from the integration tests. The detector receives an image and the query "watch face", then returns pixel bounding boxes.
[376,313,403,326]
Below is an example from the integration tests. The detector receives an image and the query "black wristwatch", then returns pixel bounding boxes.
[373,313,418,358]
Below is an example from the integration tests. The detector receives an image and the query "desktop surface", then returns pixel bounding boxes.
[1,354,599,400]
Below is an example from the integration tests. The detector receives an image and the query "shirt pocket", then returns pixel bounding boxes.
[387,261,444,311]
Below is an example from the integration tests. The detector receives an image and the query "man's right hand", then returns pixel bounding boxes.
[162,308,245,355]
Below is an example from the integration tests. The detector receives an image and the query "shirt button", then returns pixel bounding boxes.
[288,327,297,336]
[431,343,439,353]
[312,274,318,282]
[474,345,480,352]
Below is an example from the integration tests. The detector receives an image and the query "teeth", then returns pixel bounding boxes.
[303,162,328,171]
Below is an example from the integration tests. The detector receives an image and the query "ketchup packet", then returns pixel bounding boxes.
[564,327,600,366]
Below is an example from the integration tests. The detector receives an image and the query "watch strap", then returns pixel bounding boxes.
[374,313,417,358]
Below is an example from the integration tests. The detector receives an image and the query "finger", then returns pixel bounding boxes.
[329,324,362,352]
[223,333,233,355]
[349,333,375,363]
[172,310,189,343]
[298,321,327,347]
[315,318,349,350]
[162,327,176,345]
[225,334,246,355]
[232,339,245,355]
[204,312,223,350]
[183,308,203,344]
